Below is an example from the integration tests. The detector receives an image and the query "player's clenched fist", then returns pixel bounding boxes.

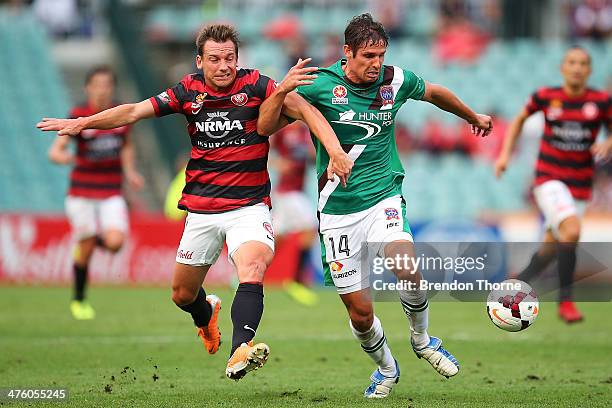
[276,58,319,94]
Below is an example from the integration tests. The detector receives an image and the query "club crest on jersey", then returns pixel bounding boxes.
[191,93,207,115]
[332,85,348,105]
[379,85,394,108]
[384,208,399,220]
[231,93,248,106]
[582,102,599,119]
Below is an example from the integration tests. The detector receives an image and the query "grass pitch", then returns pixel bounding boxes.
[0,286,611,407]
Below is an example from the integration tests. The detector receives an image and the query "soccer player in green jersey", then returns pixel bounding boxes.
[258,14,492,398]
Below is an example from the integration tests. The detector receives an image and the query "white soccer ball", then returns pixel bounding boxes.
[486,279,539,332]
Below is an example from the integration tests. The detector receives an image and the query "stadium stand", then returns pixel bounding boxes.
[0,8,70,212]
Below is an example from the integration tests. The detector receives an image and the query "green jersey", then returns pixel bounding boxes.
[296,59,425,215]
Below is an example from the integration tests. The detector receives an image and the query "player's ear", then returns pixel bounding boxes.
[196,54,203,70]
[343,45,352,60]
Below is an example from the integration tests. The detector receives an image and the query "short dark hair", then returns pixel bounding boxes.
[196,24,240,56]
[344,13,389,56]
[85,65,116,85]
[564,45,592,65]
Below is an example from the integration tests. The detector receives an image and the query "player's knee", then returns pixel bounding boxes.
[348,305,374,332]
[558,224,580,243]
[237,259,267,283]
[171,286,198,306]
[103,233,124,253]
[105,241,123,253]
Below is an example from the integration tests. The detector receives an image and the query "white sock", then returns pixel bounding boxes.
[399,289,430,349]
[349,315,397,377]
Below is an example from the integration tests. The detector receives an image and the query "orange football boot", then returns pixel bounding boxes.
[196,295,221,354]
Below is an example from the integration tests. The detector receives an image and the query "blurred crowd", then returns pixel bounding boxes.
[1,0,610,42]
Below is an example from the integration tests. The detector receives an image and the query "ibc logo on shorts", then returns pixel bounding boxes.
[384,208,399,220]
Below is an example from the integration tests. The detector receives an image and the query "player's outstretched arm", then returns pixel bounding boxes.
[37,100,156,137]
[422,82,492,137]
[257,58,318,136]
[494,109,530,179]
[281,92,353,187]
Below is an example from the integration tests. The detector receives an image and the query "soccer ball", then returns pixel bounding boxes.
[486,279,539,332]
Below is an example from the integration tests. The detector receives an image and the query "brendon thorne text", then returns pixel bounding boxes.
[371,280,522,292]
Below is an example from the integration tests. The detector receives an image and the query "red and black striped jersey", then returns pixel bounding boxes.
[149,69,277,213]
[525,87,611,200]
[68,104,129,199]
[273,122,312,193]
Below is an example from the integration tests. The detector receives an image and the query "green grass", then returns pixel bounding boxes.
[0,286,611,407]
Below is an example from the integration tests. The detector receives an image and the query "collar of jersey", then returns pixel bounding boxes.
[327,59,383,90]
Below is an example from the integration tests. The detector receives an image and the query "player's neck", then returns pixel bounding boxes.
[562,83,587,98]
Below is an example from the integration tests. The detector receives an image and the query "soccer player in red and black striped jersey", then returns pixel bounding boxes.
[48,66,144,320]
[495,46,612,323]
[39,24,352,380]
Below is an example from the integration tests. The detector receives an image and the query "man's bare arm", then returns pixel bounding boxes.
[48,135,73,165]
[257,58,317,136]
[422,82,492,137]
[494,108,531,178]
[281,92,353,186]
[37,100,155,137]
[120,134,145,190]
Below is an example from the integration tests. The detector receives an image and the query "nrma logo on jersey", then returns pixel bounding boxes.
[195,112,243,139]
[331,109,394,141]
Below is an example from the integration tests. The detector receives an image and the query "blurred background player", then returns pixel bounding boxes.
[270,121,319,306]
[47,65,144,320]
[495,46,612,323]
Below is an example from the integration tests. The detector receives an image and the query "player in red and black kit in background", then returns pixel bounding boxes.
[271,121,319,306]
[47,66,144,320]
[39,24,352,380]
[495,46,612,323]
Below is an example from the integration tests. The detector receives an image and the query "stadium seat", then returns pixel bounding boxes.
[0,9,70,212]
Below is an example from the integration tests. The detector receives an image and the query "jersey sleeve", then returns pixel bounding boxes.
[254,73,278,100]
[149,78,190,117]
[295,75,319,105]
[525,89,546,115]
[400,69,426,102]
